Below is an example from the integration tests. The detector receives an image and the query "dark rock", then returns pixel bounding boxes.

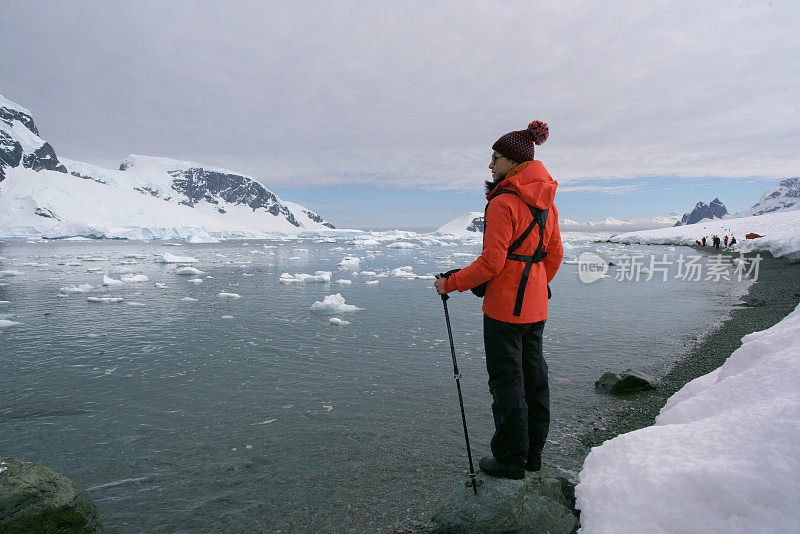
[21,142,67,173]
[0,104,39,135]
[0,458,103,532]
[674,198,728,226]
[34,207,60,220]
[432,470,578,533]
[595,369,657,395]
[466,216,485,233]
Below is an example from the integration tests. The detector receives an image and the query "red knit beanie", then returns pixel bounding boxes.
[492,121,549,163]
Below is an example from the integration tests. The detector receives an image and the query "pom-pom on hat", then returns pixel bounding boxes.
[492,120,549,163]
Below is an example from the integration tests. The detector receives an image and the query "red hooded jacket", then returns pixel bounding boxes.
[443,161,563,323]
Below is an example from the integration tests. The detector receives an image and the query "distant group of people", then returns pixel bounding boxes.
[697,234,736,249]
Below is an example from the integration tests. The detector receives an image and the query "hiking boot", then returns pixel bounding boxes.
[479,456,525,480]
[525,458,542,472]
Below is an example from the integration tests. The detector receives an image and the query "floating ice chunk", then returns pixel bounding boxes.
[108,266,133,275]
[60,283,95,293]
[158,253,199,263]
[453,252,476,257]
[127,301,146,307]
[186,234,220,244]
[221,315,234,319]
[387,241,418,249]
[376,273,389,278]
[391,266,417,278]
[86,267,103,273]
[310,293,362,313]
[218,292,241,299]
[120,260,137,265]
[0,270,24,278]
[187,279,203,284]
[338,257,361,269]
[253,419,277,425]
[102,275,124,286]
[0,319,21,329]
[286,256,302,260]
[180,297,198,302]
[360,271,377,276]
[65,236,92,241]
[279,271,332,284]
[154,283,168,289]
[336,279,352,285]
[121,274,149,283]
[20,262,49,267]
[416,275,436,280]
[87,333,100,338]
[66,262,82,266]
[87,297,124,303]
[242,273,255,277]
[323,405,333,411]
[174,267,204,276]
[329,317,350,326]
[366,280,380,285]
[0,301,10,304]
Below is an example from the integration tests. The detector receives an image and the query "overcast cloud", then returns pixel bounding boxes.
[1,0,798,195]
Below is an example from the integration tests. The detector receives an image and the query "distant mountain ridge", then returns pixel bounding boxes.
[674,198,727,226]
[735,177,800,217]
[0,93,335,238]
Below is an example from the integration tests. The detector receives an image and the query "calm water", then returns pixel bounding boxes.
[0,237,751,532]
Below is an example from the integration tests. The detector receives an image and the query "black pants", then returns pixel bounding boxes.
[483,314,549,466]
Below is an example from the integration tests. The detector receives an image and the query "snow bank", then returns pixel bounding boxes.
[310,293,362,313]
[158,253,199,264]
[610,209,800,261]
[279,271,332,283]
[576,301,800,533]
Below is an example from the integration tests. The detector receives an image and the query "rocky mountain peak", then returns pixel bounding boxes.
[674,198,728,226]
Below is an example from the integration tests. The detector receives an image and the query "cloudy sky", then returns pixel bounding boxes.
[2,0,798,229]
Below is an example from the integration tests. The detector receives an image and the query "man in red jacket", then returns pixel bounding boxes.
[434,121,564,479]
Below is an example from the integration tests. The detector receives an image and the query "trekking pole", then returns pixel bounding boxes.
[435,273,481,495]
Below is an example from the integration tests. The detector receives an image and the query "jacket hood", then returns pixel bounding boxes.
[487,161,557,209]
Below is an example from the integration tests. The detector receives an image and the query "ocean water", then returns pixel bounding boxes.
[0,237,752,532]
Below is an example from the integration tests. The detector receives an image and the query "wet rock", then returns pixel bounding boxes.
[0,458,103,532]
[595,369,657,395]
[432,470,578,533]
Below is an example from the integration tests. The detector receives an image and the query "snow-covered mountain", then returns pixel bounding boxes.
[735,177,800,217]
[433,212,485,237]
[674,198,728,226]
[0,93,335,239]
[434,210,681,236]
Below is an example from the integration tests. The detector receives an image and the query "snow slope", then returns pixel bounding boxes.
[610,209,800,261]
[575,301,800,533]
[734,177,800,217]
[433,212,485,237]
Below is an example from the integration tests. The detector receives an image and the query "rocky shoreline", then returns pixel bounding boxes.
[581,247,800,452]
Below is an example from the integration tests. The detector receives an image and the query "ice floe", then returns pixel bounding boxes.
[329,317,350,326]
[336,279,352,285]
[158,252,199,263]
[108,266,134,275]
[310,293,362,313]
[102,275,124,286]
[279,271,332,283]
[187,278,203,284]
[218,292,241,299]
[366,280,380,285]
[180,297,198,302]
[59,283,95,293]
[391,266,417,278]
[387,241,417,249]
[174,266,203,276]
[0,319,21,329]
[338,257,361,269]
[0,270,24,277]
[121,274,149,283]
[87,297,124,303]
